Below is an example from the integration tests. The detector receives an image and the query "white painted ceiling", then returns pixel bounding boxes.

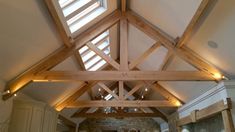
[1,0,235,124]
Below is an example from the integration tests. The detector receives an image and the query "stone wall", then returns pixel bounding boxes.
[78,118,160,132]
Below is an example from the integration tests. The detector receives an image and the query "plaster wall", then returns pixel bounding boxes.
[0,80,12,132]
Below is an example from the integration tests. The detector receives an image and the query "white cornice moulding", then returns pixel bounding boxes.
[177,81,235,118]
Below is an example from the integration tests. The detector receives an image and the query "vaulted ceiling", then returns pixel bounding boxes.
[1,0,235,124]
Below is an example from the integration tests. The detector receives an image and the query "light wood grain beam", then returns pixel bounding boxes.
[222,109,235,132]
[119,81,124,100]
[126,11,223,80]
[74,51,86,70]
[129,42,161,70]
[3,46,76,100]
[87,42,120,70]
[176,0,210,48]
[74,10,121,48]
[121,0,127,12]
[72,112,164,118]
[33,71,215,81]
[124,84,168,121]
[120,18,129,71]
[150,83,184,106]
[98,82,119,100]
[44,0,72,47]
[178,98,232,126]
[55,81,98,111]
[124,82,145,99]
[159,51,174,71]
[67,100,178,108]
[71,82,118,118]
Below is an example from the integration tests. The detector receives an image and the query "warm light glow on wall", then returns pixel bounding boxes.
[213,73,222,80]
[174,101,182,107]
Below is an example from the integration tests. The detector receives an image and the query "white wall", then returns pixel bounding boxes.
[0,80,13,132]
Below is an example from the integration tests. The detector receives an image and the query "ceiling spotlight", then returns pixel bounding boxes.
[145,88,148,92]
[98,88,101,92]
[134,108,138,112]
[141,95,144,99]
[14,94,17,97]
[213,73,222,80]
[2,90,10,95]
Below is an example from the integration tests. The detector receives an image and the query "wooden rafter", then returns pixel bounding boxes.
[118,81,124,100]
[150,83,184,105]
[86,42,120,70]
[55,81,98,111]
[33,71,215,81]
[3,10,121,100]
[120,18,129,71]
[66,100,178,108]
[44,0,72,47]
[159,51,174,71]
[126,11,223,79]
[121,0,127,12]
[74,10,121,48]
[3,46,76,100]
[124,84,168,121]
[98,82,119,100]
[71,82,118,118]
[56,65,114,111]
[74,51,86,71]
[130,67,183,108]
[176,0,210,48]
[124,82,145,99]
[129,42,162,70]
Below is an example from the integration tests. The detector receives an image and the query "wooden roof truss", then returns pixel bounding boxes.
[2,0,225,120]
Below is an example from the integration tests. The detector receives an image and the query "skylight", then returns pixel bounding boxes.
[57,0,107,34]
[105,94,112,101]
[79,31,111,71]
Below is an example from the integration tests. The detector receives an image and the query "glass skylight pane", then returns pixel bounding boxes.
[79,46,89,54]
[88,60,106,71]
[105,94,112,101]
[98,41,109,50]
[103,47,110,55]
[69,7,106,33]
[62,0,92,17]
[82,51,96,62]
[67,1,100,25]
[59,0,75,8]
[91,31,109,44]
[85,56,102,69]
